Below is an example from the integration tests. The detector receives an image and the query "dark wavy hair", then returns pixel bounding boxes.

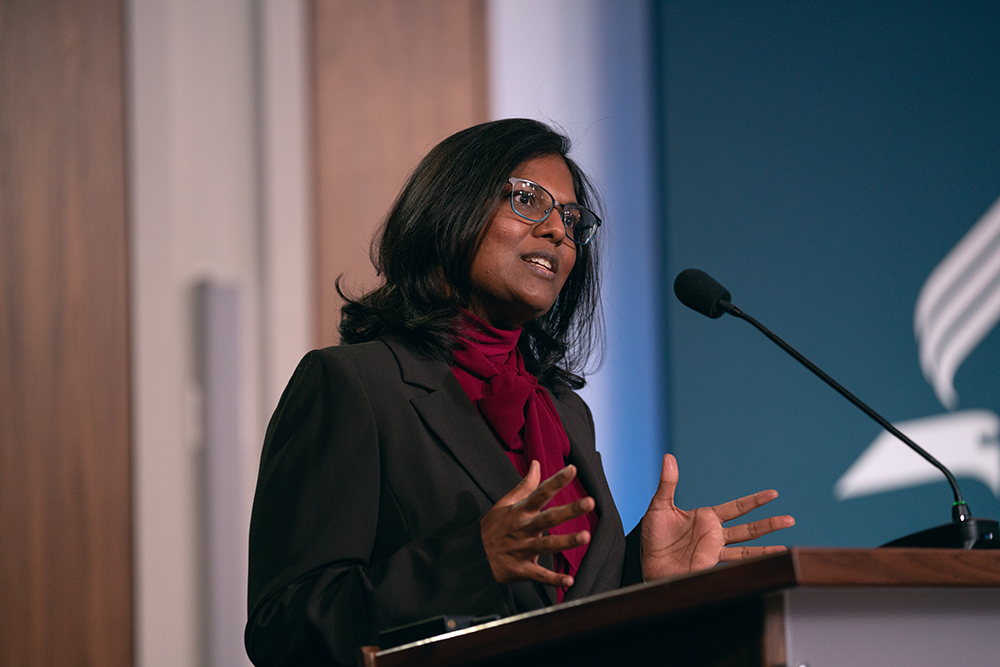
[338,118,604,389]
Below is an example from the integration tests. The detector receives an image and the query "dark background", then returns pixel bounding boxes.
[657,0,1000,546]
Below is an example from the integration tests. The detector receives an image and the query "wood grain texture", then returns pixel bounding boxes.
[310,0,488,346]
[0,0,133,665]
[790,547,1000,586]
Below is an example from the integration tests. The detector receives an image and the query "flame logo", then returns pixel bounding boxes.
[915,197,1000,410]
[837,197,1000,501]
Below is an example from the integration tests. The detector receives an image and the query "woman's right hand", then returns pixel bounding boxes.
[480,461,594,588]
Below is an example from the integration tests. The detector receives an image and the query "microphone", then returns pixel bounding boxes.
[673,268,732,318]
[673,268,998,549]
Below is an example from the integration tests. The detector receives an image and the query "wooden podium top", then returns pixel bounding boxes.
[361,548,1000,667]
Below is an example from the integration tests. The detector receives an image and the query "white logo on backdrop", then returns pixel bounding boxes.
[835,197,1000,501]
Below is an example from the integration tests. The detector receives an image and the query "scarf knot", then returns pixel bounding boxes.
[476,368,537,449]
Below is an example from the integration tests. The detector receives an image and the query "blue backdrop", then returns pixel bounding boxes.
[656,1,1000,546]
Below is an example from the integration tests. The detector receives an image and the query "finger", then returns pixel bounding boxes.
[507,529,591,561]
[525,496,595,534]
[712,488,779,523]
[718,544,788,563]
[519,464,577,513]
[526,530,591,555]
[722,514,795,545]
[496,460,541,508]
[647,454,679,510]
[516,562,575,589]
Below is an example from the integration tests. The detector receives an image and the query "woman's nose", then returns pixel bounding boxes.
[533,206,569,244]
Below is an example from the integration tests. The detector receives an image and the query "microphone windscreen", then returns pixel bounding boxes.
[674,269,732,318]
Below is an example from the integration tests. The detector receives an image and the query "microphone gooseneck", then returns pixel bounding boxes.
[725,302,967,516]
[674,268,999,548]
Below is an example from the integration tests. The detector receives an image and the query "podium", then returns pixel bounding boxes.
[358,548,1000,667]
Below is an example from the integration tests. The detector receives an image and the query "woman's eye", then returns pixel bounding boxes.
[563,209,581,228]
[515,191,538,208]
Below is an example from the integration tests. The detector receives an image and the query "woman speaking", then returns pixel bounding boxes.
[245,118,793,666]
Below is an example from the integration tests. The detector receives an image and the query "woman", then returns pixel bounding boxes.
[245,119,793,666]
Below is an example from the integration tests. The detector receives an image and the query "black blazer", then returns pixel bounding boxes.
[245,337,640,666]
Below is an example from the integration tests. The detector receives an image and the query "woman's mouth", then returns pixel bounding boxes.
[522,251,558,275]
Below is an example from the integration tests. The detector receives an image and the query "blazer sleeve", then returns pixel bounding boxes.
[245,349,510,667]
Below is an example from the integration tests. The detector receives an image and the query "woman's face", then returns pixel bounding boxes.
[467,154,578,329]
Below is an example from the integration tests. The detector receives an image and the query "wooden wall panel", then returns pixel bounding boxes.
[311,0,488,346]
[0,1,133,665]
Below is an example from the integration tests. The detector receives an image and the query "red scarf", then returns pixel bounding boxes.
[450,312,596,600]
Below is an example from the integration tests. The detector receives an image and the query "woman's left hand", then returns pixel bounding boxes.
[639,454,795,582]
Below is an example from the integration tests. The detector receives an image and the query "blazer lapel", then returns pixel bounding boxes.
[384,338,613,607]
[385,337,559,606]
[384,337,522,505]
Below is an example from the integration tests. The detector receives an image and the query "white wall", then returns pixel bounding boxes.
[127,0,310,664]
[488,0,663,529]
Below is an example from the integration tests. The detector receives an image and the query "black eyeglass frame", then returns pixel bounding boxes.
[506,177,602,246]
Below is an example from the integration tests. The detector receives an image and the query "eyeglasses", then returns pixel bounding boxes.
[506,177,601,246]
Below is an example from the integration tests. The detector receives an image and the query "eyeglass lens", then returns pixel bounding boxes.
[509,179,598,245]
